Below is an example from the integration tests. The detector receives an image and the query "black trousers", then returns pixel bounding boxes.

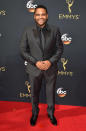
[29,70,57,116]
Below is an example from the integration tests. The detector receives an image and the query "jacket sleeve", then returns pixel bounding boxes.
[49,27,64,64]
[20,28,37,65]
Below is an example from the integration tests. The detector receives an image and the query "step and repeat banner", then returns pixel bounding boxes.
[0,0,86,106]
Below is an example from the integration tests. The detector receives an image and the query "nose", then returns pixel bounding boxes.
[39,14,42,18]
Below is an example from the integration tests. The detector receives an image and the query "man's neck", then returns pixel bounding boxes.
[36,23,46,29]
[40,24,45,28]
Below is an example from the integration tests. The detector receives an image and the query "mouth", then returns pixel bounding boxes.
[38,19,44,22]
[35,18,47,25]
[38,19,45,24]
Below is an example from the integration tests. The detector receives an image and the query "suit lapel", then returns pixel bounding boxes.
[32,24,43,52]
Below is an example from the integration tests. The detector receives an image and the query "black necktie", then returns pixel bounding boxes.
[40,28,45,50]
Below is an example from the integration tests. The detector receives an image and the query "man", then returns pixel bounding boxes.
[20,5,63,126]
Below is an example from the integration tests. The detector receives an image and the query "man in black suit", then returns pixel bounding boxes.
[20,5,63,126]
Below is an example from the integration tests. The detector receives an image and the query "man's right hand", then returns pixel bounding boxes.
[35,60,51,70]
[36,61,46,70]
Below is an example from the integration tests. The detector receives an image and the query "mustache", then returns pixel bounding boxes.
[38,19,45,20]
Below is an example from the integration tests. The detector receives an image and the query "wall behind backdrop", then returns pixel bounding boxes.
[0,0,86,106]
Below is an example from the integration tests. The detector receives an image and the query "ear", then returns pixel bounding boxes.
[34,14,35,19]
[47,14,48,19]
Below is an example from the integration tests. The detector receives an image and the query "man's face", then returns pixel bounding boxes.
[34,8,48,27]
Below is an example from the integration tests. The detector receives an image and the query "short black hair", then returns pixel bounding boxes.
[34,5,48,14]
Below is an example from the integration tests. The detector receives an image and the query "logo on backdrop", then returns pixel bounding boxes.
[66,0,74,14]
[61,58,68,71]
[57,87,67,97]
[0,10,6,16]
[19,81,31,98]
[59,0,80,20]
[0,66,6,72]
[58,58,74,77]
[61,33,72,45]
[25,81,31,94]
[26,0,37,12]
[24,61,28,66]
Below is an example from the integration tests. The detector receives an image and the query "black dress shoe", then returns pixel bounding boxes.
[30,114,38,126]
[48,114,57,126]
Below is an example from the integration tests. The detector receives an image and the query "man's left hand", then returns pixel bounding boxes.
[41,60,52,70]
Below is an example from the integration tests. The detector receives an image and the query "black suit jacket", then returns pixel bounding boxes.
[20,23,64,76]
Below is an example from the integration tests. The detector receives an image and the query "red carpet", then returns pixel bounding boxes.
[0,101,86,131]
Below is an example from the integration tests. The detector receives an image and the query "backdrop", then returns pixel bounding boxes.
[0,0,86,106]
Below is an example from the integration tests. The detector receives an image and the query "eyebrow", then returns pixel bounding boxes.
[35,13,47,15]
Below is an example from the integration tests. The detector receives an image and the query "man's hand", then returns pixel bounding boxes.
[36,60,51,70]
[42,60,51,70]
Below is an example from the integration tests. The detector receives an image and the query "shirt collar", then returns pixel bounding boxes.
[35,22,50,31]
